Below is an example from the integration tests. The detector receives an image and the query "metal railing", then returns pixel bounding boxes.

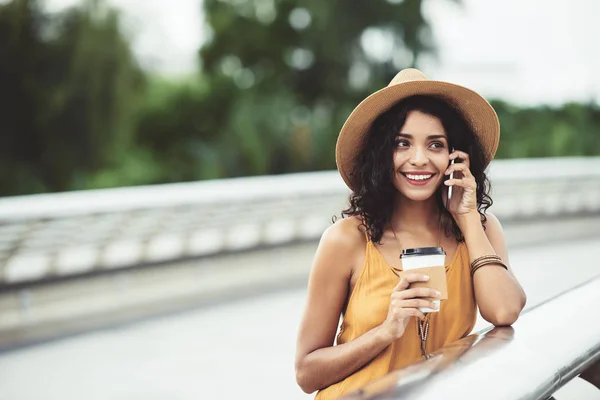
[0,157,599,286]
[342,274,600,400]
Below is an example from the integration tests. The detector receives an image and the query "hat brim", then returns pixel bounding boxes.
[335,80,500,192]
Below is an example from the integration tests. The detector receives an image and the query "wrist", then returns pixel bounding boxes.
[453,210,481,231]
[374,324,394,346]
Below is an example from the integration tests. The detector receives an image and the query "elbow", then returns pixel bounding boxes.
[295,358,317,394]
[483,292,527,327]
[484,307,521,327]
[295,370,313,394]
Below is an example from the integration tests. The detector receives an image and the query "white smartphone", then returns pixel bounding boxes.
[448,147,455,200]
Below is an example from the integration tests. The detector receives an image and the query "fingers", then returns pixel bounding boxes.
[388,302,428,321]
[388,304,426,320]
[394,273,430,292]
[444,163,476,190]
[401,308,426,321]
[449,150,470,168]
[389,278,439,322]
[395,287,441,300]
[394,298,439,311]
[444,178,476,189]
[445,162,473,179]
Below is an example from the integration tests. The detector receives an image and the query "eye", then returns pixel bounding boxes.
[395,139,410,148]
[430,141,445,149]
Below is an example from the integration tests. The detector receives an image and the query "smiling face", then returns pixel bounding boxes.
[392,110,451,202]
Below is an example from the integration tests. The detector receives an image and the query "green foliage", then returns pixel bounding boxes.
[133,0,440,181]
[1,0,598,197]
[0,0,144,195]
[491,100,600,159]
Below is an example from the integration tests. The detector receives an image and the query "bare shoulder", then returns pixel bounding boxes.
[483,212,504,235]
[312,215,366,280]
[321,215,366,250]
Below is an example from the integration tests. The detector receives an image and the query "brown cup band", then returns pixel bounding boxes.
[398,265,448,301]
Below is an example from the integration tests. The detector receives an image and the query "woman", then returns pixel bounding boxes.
[294,69,527,399]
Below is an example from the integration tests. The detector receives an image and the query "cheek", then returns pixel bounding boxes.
[435,155,450,173]
[392,151,410,167]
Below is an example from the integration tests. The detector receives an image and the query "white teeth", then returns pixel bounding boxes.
[406,174,432,181]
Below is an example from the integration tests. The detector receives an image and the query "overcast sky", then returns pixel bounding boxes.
[33,0,600,105]
[422,0,600,106]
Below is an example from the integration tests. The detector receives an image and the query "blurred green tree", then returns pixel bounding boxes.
[137,0,444,180]
[491,100,600,159]
[0,0,144,195]
[2,0,598,197]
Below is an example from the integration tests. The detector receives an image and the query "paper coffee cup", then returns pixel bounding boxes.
[400,247,447,313]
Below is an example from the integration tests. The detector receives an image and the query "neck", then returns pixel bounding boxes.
[391,194,441,233]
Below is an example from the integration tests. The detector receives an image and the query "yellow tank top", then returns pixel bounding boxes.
[315,238,476,399]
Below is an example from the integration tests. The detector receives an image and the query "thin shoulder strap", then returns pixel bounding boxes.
[362,229,372,257]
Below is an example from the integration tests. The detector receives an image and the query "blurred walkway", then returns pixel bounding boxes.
[0,237,598,400]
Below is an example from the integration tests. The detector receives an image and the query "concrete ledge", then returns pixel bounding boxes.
[1,213,600,351]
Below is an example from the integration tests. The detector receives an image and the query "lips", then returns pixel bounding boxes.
[400,172,436,186]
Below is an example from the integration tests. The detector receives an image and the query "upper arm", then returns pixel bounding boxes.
[483,213,516,277]
[295,219,362,365]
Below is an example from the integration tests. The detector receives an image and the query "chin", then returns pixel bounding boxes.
[393,180,442,202]
[402,191,436,202]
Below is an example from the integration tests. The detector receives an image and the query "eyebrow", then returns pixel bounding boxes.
[397,133,448,140]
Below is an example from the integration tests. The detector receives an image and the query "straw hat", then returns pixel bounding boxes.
[335,68,500,192]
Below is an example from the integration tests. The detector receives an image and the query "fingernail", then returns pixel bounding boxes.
[423,275,430,281]
[435,290,441,296]
[444,181,451,185]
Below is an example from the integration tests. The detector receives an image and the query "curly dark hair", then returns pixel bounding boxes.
[338,95,493,244]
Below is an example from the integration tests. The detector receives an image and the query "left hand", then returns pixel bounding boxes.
[441,150,478,216]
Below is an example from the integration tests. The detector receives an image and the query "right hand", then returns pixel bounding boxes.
[379,273,440,343]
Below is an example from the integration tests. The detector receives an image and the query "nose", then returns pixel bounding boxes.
[409,147,429,167]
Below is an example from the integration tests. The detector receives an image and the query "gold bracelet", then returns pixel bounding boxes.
[471,255,501,266]
[470,255,501,270]
[470,255,503,274]
[471,258,508,277]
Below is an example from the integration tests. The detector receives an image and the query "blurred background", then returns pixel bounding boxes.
[1,0,600,196]
[0,0,599,399]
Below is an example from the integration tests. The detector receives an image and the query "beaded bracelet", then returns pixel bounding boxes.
[470,255,508,277]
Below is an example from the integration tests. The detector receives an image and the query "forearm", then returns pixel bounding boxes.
[457,212,526,325]
[296,325,392,393]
